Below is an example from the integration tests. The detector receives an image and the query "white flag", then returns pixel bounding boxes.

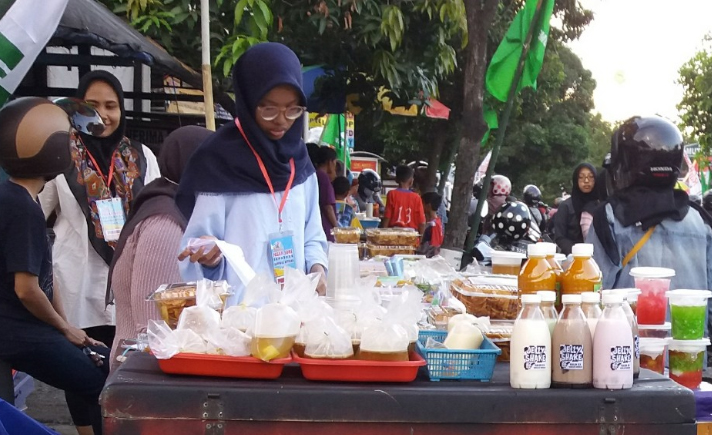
[0,0,68,105]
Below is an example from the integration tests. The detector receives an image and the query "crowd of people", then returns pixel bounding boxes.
[0,41,711,434]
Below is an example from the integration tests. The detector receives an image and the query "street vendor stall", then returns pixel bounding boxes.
[102,352,695,434]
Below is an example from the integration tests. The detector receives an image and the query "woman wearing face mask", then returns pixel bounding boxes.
[176,43,328,303]
[39,71,160,351]
[553,163,598,255]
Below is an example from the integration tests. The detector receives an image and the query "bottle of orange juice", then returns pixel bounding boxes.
[561,243,602,296]
[518,243,557,295]
[542,242,564,307]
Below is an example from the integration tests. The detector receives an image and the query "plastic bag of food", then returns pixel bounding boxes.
[295,298,336,354]
[148,320,207,359]
[205,327,251,357]
[196,278,227,310]
[251,303,300,361]
[304,317,353,359]
[386,288,423,345]
[278,267,320,314]
[359,320,410,361]
[176,305,221,337]
[221,274,276,332]
[352,280,387,342]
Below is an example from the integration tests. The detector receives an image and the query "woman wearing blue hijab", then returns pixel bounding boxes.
[177,43,328,302]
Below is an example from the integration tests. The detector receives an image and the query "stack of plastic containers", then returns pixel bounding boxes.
[666,289,712,389]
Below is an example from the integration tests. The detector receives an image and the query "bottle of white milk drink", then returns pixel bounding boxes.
[511,293,551,389]
[593,293,634,389]
[552,294,593,388]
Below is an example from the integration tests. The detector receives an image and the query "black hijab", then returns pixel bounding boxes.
[176,43,315,218]
[571,163,599,218]
[106,126,212,305]
[66,70,148,265]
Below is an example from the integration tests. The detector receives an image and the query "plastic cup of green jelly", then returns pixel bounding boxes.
[667,290,712,340]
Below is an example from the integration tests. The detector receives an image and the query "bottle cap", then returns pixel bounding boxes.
[521,294,542,304]
[527,243,548,257]
[540,242,557,256]
[601,292,624,305]
[581,292,601,303]
[571,243,594,257]
[562,294,582,304]
[537,290,556,302]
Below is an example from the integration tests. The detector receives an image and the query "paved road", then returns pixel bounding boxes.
[25,381,75,435]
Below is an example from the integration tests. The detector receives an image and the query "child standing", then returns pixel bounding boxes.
[418,192,444,256]
[333,176,355,228]
[383,165,426,233]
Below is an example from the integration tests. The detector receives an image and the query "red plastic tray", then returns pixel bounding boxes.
[293,352,426,382]
[156,353,292,379]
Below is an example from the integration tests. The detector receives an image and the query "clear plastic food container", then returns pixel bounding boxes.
[366,228,420,247]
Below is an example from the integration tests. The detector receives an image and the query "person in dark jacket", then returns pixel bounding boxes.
[553,163,598,255]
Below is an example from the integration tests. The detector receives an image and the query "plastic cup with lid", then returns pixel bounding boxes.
[639,337,669,374]
[668,338,711,389]
[490,250,526,276]
[629,267,675,325]
[667,290,712,340]
[638,322,671,338]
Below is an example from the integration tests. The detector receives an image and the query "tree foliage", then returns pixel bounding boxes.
[678,35,712,165]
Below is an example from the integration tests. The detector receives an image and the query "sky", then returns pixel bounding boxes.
[567,0,712,123]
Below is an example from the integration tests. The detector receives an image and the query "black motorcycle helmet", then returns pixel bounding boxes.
[702,190,712,213]
[491,201,532,241]
[358,169,381,193]
[610,116,684,191]
[0,97,72,179]
[522,185,542,206]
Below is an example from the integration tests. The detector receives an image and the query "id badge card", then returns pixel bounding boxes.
[96,197,126,242]
[268,231,297,285]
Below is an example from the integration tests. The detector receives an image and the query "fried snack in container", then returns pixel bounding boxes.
[450,276,519,320]
[366,228,420,247]
[147,281,231,328]
[367,244,415,257]
[332,227,362,244]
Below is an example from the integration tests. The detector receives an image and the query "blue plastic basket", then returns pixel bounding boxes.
[417,330,500,382]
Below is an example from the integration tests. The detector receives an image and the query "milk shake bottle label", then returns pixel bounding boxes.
[634,336,640,359]
[524,345,548,370]
[559,344,584,370]
[610,345,632,371]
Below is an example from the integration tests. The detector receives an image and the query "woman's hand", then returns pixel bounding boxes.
[178,236,223,268]
[310,264,327,296]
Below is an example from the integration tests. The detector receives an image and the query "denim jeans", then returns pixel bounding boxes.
[0,336,109,434]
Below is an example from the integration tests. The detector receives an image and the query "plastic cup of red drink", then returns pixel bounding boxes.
[629,267,675,325]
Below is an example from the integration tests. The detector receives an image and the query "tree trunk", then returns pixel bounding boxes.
[425,121,448,191]
[443,0,499,250]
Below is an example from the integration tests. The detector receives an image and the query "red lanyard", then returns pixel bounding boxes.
[235,118,295,226]
[81,139,117,189]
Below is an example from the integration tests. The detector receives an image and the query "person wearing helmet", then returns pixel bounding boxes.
[473,201,536,260]
[0,98,108,435]
[553,163,599,255]
[482,175,512,233]
[523,184,548,231]
[355,168,385,216]
[588,116,712,298]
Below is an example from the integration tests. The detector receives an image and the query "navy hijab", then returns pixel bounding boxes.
[176,43,314,218]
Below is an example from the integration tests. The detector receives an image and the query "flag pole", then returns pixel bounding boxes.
[464,0,547,258]
[200,0,216,131]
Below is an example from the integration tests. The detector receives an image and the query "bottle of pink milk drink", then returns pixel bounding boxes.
[593,292,634,389]
[511,293,552,389]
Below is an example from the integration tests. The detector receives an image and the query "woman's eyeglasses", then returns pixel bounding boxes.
[578,175,594,182]
[257,105,307,121]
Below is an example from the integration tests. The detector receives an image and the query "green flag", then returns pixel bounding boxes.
[320,114,350,168]
[0,0,68,106]
[485,0,555,102]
